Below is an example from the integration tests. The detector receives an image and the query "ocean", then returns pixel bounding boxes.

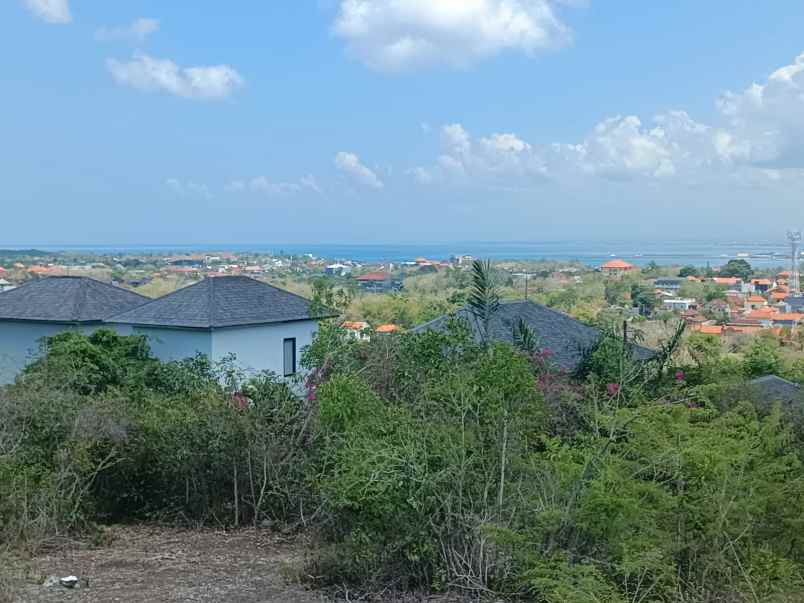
[6,240,799,268]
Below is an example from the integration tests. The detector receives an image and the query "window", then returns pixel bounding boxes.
[283,337,296,376]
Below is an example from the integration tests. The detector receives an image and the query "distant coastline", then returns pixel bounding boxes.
[0,240,798,268]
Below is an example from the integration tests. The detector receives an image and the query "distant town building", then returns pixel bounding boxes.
[341,320,370,340]
[325,263,352,276]
[662,298,697,312]
[654,277,683,293]
[375,323,401,334]
[600,259,636,276]
[355,271,402,292]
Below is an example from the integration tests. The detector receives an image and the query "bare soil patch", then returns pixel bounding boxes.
[7,526,467,603]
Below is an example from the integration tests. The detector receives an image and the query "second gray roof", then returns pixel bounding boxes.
[748,375,801,405]
[413,300,655,372]
[107,276,332,329]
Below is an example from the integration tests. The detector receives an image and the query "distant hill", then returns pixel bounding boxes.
[0,249,54,258]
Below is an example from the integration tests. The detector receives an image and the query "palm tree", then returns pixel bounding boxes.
[468,259,501,344]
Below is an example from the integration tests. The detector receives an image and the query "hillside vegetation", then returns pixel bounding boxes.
[3,268,804,601]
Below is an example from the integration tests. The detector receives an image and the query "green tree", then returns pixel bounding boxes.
[719,259,753,280]
[678,265,698,278]
[743,337,782,377]
[630,282,658,316]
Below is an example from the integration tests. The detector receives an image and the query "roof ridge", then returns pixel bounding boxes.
[208,277,217,327]
[70,278,88,322]
[106,278,205,321]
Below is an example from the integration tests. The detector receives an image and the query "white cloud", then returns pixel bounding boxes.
[573,115,676,178]
[333,0,575,72]
[334,152,384,189]
[23,0,71,24]
[413,111,720,187]
[107,53,244,101]
[227,175,323,196]
[96,18,160,43]
[166,178,211,199]
[715,52,804,167]
[414,123,546,184]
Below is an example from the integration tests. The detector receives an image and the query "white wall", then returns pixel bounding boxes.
[211,320,319,377]
[132,326,212,362]
[0,322,132,385]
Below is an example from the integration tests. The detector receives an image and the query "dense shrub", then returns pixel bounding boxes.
[4,319,804,601]
[0,330,315,548]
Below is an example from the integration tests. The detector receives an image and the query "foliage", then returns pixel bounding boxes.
[630,282,658,316]
[719,259,754,280]
[467,259,501,343]
[6,271,804,601]
[743,336,783,378]
[0,333,315,548]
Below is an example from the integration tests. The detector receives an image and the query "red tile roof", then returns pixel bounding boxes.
[375,323,400,333]
[773,313,804,322]
[601,259,635,270]
[695,325,724,335]
[342,321,370,331]
[356,271,390,282]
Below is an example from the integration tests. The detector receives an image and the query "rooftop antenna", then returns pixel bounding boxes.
[788,230,801,295]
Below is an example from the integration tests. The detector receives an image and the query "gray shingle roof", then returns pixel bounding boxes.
[413,300,655,372]
[749,375,801,405]
[107,276,333,329]
[0,276,148,323]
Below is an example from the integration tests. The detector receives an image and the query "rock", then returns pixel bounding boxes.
[60,575,80,589]
[43,575,60,588]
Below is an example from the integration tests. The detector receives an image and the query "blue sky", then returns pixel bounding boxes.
[4,1,804,245]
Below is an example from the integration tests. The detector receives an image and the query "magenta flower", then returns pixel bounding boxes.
[675,370,685,381]
[607,383,621,396]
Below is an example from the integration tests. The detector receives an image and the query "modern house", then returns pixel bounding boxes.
[0,276,148,383]
[413,300,654,373]
[107,276,335,377]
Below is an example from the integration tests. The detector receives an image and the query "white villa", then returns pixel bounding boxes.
[0,275,334,384]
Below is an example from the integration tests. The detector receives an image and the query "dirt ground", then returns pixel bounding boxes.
[6,527,466,603]
[9,526,325,603]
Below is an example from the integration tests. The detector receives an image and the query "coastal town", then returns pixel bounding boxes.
[3,248,803,342]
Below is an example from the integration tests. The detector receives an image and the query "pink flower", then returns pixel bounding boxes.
[607,383,621,396]
[675,370,685,382]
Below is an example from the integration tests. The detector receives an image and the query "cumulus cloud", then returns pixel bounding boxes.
[334,152,384,189]
[227,175,323,196]
[96,18,160,43]
[409,53,804,188]
[715,52,804,167]
[412,110,723,187]
[107,52,244,101]
[333,0,575,72]
[23,0,71,24]
[166,178,211,199]
[413,123,546,184]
